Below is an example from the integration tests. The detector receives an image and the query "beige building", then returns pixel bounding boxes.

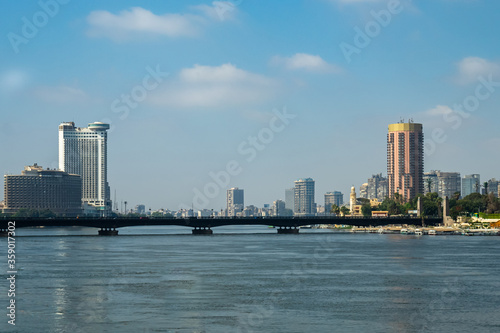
[387,122,424,201]
[3,164,82,216]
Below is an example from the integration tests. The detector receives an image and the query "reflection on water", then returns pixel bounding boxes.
[1,226,500,332]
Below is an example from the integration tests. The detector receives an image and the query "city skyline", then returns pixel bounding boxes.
[1,1,500,210]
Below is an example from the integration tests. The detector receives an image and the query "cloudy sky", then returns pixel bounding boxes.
[1,0,499,211]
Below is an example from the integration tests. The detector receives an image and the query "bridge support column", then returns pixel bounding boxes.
[277,226,299,234]
[192,227,213,235]
[98,227,119,236]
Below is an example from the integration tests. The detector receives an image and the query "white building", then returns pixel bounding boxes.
[294,178,315,216]
[59,122,111,215]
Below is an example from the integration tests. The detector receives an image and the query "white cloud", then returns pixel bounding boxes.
[148,63,277,109]
[87,3,238,42]
[192,1,239,21]
[271,53,341,73]
[34,85,87,104]
[455,57,500,85]
[425,105,453,116]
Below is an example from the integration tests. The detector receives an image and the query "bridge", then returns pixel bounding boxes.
[0,216,443,235]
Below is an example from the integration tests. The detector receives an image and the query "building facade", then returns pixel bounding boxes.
[285,188,294,211]
[462,174,480,197]
[366,173,388,200]
[294,178,315,215]
[387,122,424,201]
[59,122,111,215]
[324,191,343,213]
[437,171,461,199]
[272,199,286,216]
[3,164,82,216]
[227,187,244,216]
[486,178,499,197]
[423,171,439,194]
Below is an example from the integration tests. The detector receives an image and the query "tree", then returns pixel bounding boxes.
[484,182,489,194]
[361,204,372,217]
[340,206,350,216]
[426,178,433,193]
[330,204,340,216]
[486,193,500,214]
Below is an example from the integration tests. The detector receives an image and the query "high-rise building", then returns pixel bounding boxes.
[324,193,334,213]
[135,204,146,215]
[366,173,388,200]
[359,183,368,199]
[59,122,111,215]
[333,191,343,207]
[462,174,480,197]
[285,188,295,211]
[423,171,439,194]
[486,179,499,197]
[272,199,286,216]
[3,164,82,216]
[387,121,424,201]
[325,191,344,214]
[294,178,315,216]
[227,187,244,216]
[437,171,461,199]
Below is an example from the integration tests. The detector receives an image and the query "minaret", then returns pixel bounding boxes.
[350,186,356,213]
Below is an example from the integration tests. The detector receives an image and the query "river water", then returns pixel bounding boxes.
[1,226,500,332]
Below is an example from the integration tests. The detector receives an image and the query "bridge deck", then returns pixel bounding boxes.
[1,216,442,230]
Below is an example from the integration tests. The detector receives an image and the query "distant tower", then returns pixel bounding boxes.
[59,122,111,215]
[349,186,356,212]
[227,187,244,216]
[387,121,424,201]
[294,178,315,216]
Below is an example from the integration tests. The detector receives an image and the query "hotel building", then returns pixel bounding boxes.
[59,122,111,215]
[387,122,424,201]
[3,164,82,216]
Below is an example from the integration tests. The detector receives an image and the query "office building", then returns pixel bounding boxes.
[462,174,480,197]
[423,171,439,195]
[387,121,424,201]
[437,171,461,198]
[486,179,499,197]
[324,191,343,213]
[294,178,315,216]
[227,187,244,216]
[135,204,146,215]
[59,122,111,215]
[3,164,82,216]
[359,183,368,199]
[366,173,388,200]
[285,188,294,211]
[272,199,286,216]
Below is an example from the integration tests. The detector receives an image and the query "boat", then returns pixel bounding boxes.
[428,229,436,235]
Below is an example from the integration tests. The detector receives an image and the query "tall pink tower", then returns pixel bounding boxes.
[387,121,424,201]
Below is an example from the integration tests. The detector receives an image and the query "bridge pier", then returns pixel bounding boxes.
[98,227,119,236]
[0,228,8,237]
[277,226,299,234]
[192,227,213,235]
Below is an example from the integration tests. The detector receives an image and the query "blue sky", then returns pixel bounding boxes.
[1,0,500,211]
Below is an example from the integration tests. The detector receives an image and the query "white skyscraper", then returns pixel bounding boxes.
[294,178,315,216]
[59,122,111,215]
